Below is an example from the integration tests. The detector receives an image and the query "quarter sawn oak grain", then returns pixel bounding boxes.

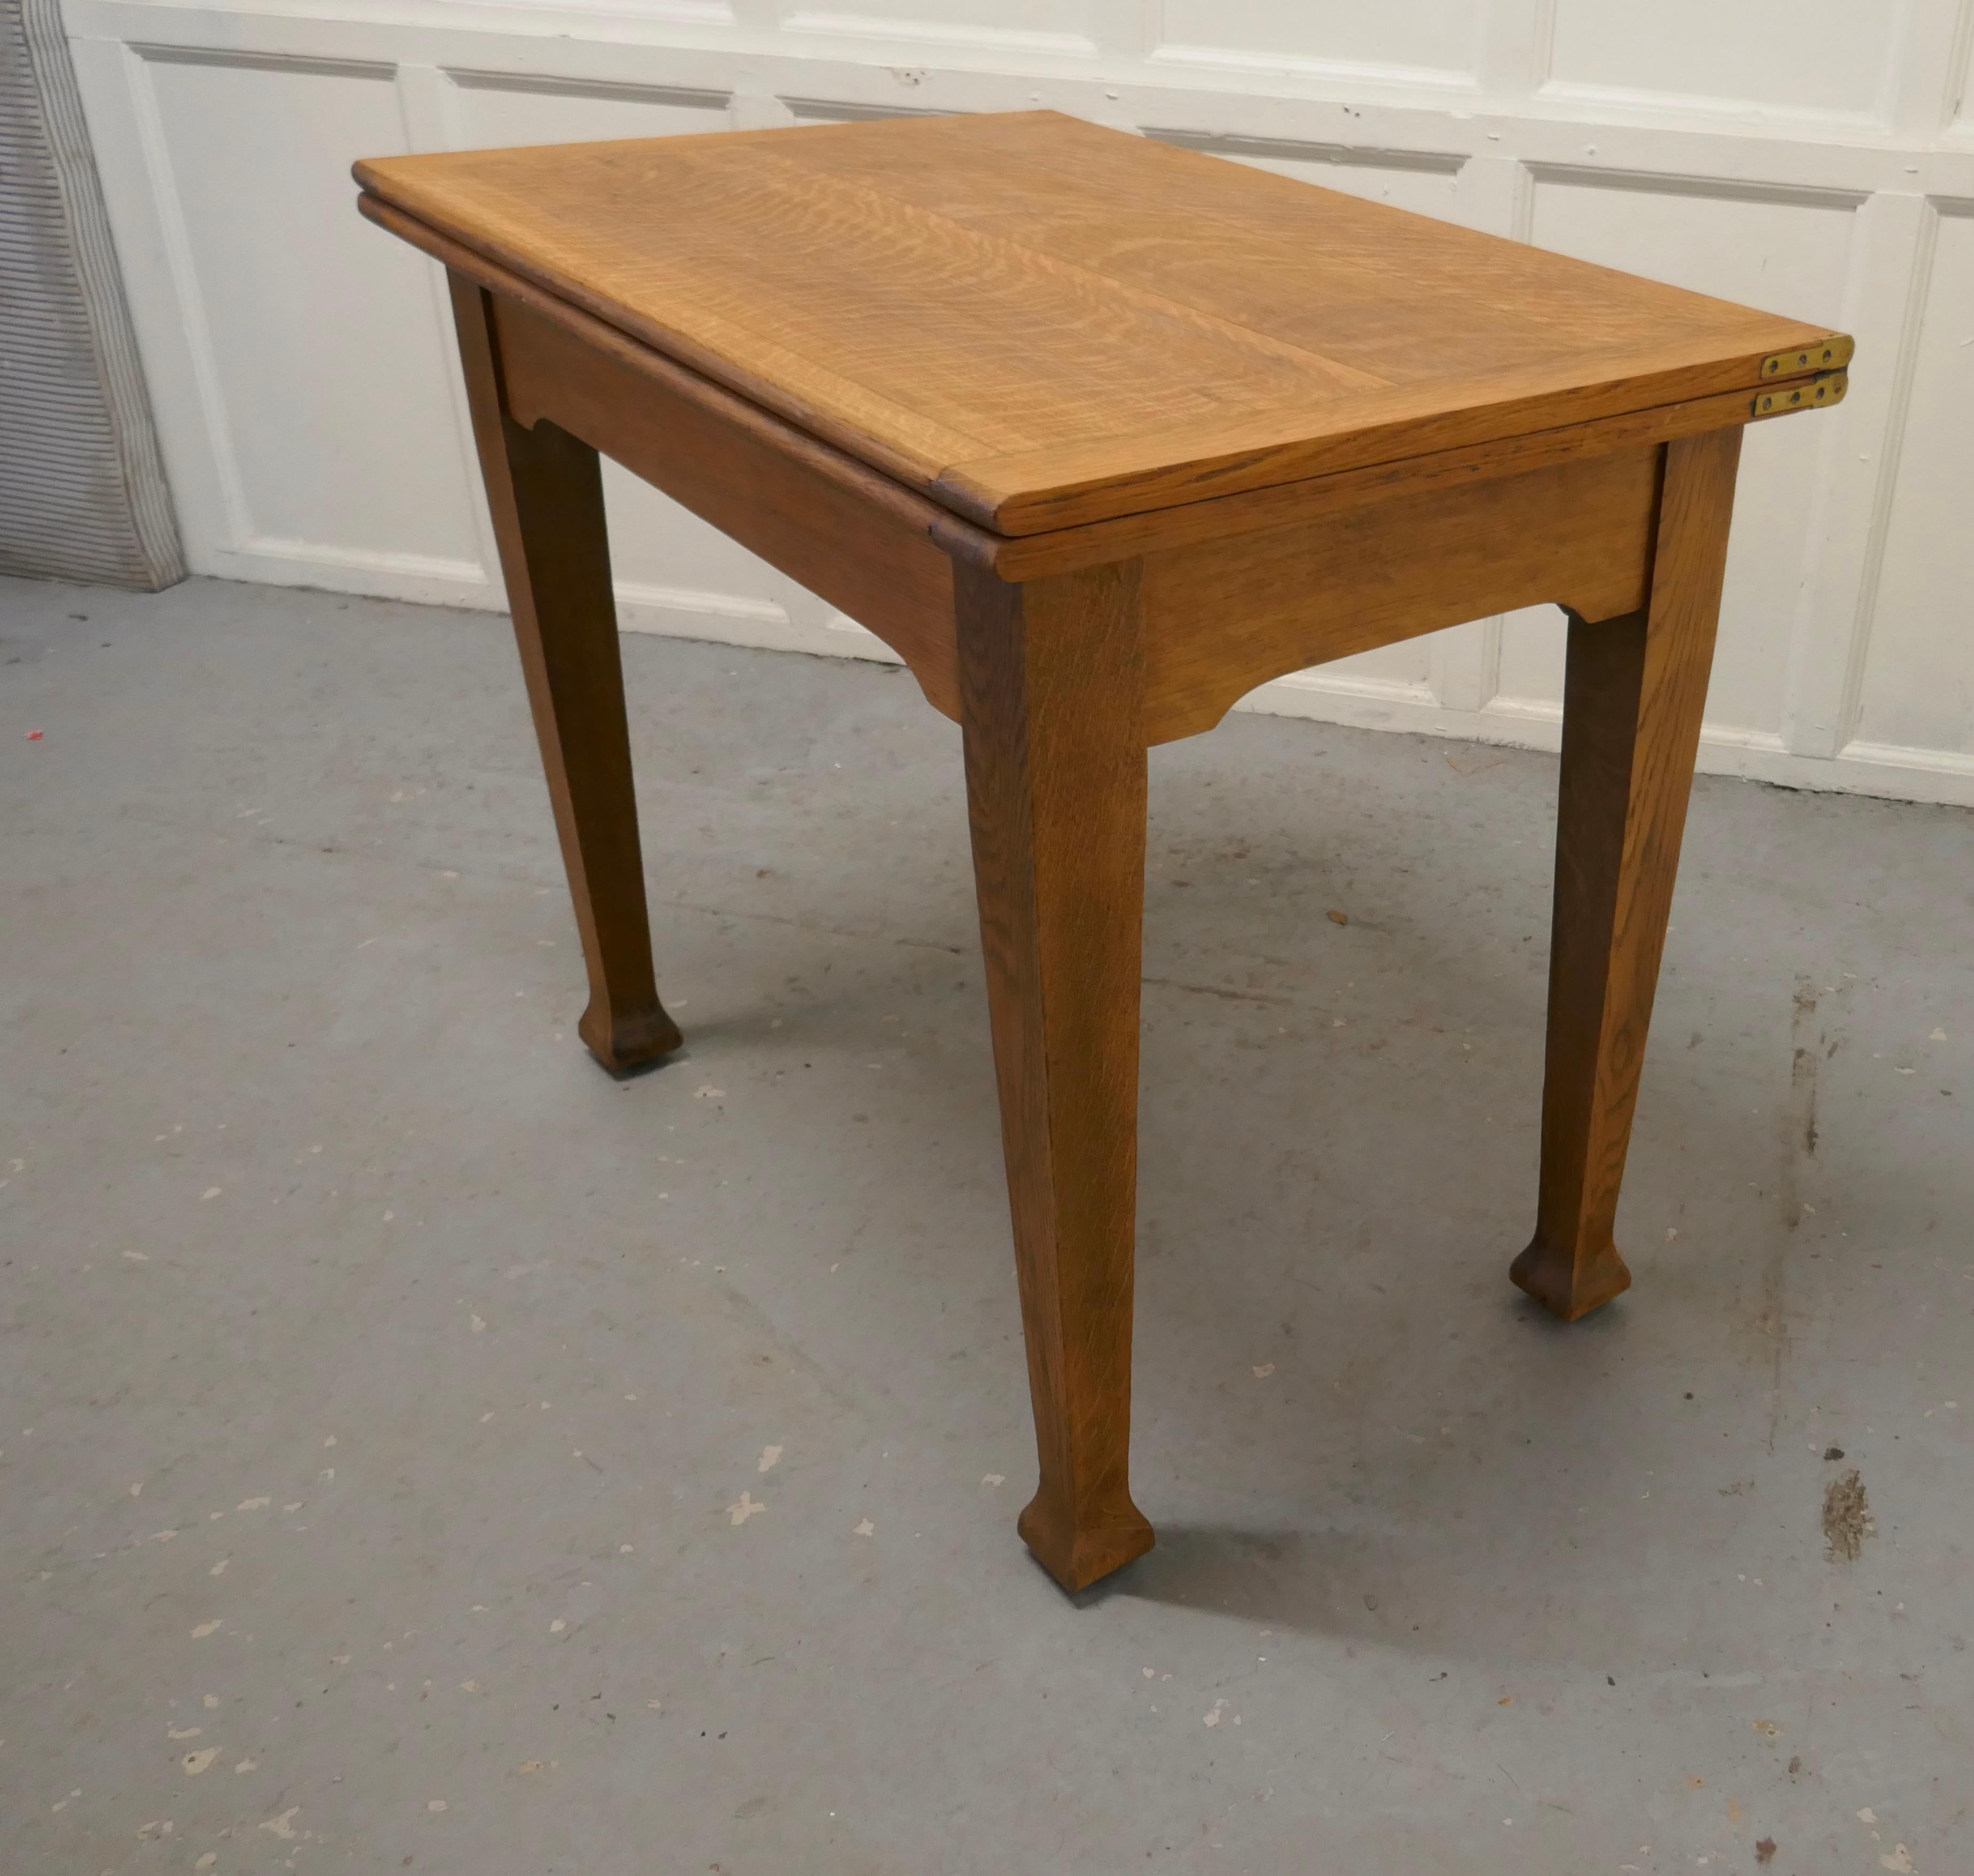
[358,109,1851,1592]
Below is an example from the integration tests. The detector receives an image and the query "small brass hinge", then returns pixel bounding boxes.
[1759,335,1854,379]
[1752,369,1847,417]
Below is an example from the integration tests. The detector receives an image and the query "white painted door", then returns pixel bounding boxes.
[62,0,1974,803]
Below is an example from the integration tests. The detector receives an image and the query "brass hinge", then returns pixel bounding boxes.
[1752,369,1847,416]
[1760,334,1854,380]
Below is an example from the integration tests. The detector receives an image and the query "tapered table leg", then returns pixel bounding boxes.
[449,274,681,1075]
[958,558,1156,1593]
[1514,427,1744,1319]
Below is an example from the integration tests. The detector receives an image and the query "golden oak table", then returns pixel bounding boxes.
[355,111,1852,1593]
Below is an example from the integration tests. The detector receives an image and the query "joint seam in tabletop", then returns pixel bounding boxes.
[934,329,1851,534]
[981,377,1833,579]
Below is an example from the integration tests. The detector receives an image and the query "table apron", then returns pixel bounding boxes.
[493,282,1666,751]
[493,290,964,720]
[1138,444,1660,744]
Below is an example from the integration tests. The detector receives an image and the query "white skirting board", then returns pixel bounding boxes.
[204,529,1974,811]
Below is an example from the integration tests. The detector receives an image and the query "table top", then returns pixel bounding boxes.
[356,111,1846,539]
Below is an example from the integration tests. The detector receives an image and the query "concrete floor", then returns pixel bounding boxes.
[4,573,1971,1876]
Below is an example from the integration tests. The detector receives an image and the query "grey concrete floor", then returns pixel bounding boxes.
[4,573,1971,1876]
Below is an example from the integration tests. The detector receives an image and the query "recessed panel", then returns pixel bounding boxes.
[146,53,480,562]
[1854,210,1974,758]
[1501,174,1856,727]
[600,461,801,615]
[447,76,730,149]
[783,2,1095,42]
[1495,604,1569,707]
[1306,635,1438,694]
[1186,138,1466,222]
[1547,0,1893,120]
[1158,0,1481,81]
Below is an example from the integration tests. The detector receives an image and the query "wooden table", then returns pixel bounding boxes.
[356,111,1852,1593]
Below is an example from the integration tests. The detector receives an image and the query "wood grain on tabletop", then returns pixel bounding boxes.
[353,111,1843,535]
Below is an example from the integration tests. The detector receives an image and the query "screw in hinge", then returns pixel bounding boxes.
[1761,336,1853,378]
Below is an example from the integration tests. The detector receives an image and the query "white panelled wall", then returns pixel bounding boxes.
[62,0,1974,803]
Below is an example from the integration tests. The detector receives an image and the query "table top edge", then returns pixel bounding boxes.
[356,180,1850,547]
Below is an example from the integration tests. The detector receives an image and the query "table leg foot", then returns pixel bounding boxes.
[1019,1492,1155,1593]
[1511,1235,1632,1321]
[579,1002,683,1077]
